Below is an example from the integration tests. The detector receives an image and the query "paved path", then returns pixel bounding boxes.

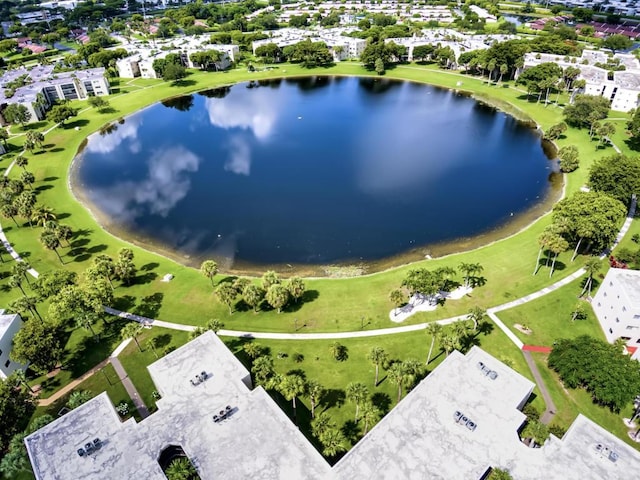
[38,358,110,407]
[523,351,557,425]
[110,355,150,419]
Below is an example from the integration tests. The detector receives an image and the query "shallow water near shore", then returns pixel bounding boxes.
[71,76,560,275]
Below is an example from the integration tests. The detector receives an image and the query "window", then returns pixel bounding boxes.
[4,360,9,368]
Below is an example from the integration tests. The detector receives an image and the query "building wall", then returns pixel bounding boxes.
[592,269,640,359]
[0,314,25,379]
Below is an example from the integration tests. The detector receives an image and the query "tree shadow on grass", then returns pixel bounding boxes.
[140,262,159,272]
[286,290,320,313]
[113,294,136,312]
[70,238,90,248]
[63,119,90,129]
[371,392,392,414]
[35,184,54,192]
[153,333,173,349]
[135,271,158,284]
[134,293,164,319]
[57,212,71,220]
[87,244,108,254]
[342,419,361,444]
[320,388,346,411]
[49,147,65,153]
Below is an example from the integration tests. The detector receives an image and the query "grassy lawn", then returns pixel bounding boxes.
[32,363,134,422]
[117,327,191,411]
[0,63,630,336]
[496,270,607,346]
[109,322,543,450]
[1,61,639,455]
[530,352,640,450]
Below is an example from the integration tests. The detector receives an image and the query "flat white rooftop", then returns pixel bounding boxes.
[25,335,640,480]
[0,311,19,339]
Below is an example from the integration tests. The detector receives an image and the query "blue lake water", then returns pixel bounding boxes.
[73,77,556,268]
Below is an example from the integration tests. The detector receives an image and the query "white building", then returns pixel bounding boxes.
[115,36,239,79]
[0,65,110,125]
[25,332,640,479]
[0,310,26,379]
[468,5,497,23]
[522,49,640,112]
[592,268,640,360]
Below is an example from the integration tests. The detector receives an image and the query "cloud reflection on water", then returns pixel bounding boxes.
[87,115,143,155]
[204,88,281,176]
[89,146,200,221]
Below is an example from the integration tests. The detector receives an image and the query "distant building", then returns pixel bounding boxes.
[25,332,640,479]
[592,268,640,359]
[522,49,640,112]
[0,310,26,379]
[0,65,110,125]
[115,36,239,79]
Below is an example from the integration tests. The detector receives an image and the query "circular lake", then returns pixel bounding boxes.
[73,76,558,271]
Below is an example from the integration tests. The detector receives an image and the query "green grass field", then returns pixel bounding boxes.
[3,61,640,462]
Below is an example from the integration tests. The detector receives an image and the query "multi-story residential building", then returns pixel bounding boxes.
[24,331,640,479]
[592,268,640,360]
[0,310,26,379]
[522,49,640,112]
[0,65,110,125]
[115,36,239,79]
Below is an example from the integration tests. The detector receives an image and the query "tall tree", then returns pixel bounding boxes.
[346,382,369,421]
[278,374,307,422]
[306,380,324,419]
[266,284,289,313]
[425,322,443,365]
[120,322,143,351]
[40,232,62,263]
[200,259,218,286]
[389,288,405,315]
[367,346,388,386]
[11,319,62,374]
[243,284,265,313]
[359,401,381,435]
[287,276,305,303]
[215,283,237,314]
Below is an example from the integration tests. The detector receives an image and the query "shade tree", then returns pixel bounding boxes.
[10,319,62,374]
[588,153,640,207]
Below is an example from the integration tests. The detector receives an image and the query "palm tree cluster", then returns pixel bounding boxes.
[212,269,306,315]
[85,248,137,288]
[393,262,484,309]
[23,130,45,154]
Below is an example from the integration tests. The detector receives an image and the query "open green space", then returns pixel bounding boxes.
[2,60,639,458]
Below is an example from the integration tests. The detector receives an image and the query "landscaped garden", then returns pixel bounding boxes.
[2,59,640,479]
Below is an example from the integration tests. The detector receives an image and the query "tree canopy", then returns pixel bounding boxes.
[563,94,610,129]
[549,336,640,411]
[282,40,333,68]
[588,154,640,207]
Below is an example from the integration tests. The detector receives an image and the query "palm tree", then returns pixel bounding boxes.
[359,401,380,435]
[165,457,197,480]
[387,362,405,403]
[243,342,263,367]
[0,242,7,263]
[206,319,224,333]
[1,203,19,227]
[580,257,602,297]
[278,373,307,422]
[425,322,443,365]
[0,128,8,149]
[243,284,264,313]
[55,224,73,247]
[40,231,62,263]
[388,288,405,315]
[200,259,218,286]
[15,156,28,171]
[367,346,388,386]
[319,428,347,458]
[31,205,56,227]
[466,306,485,332]
[9,274,26,296]
[120,322,143,351]
[19,171,34,190]
[440,330,461,357]
[306,380,324,419]
[548,234,569,277]
[346,382,369,421]
[251,355,275,386]
[67,390,93,409]
[147,337,159,359]
[215,283,237,314]
[12,368,33,393]
[9,295,41,322]
[12,261,31,286]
